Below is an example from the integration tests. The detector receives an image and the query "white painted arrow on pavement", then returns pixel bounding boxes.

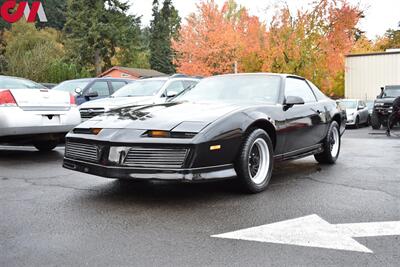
[212,215,400,253]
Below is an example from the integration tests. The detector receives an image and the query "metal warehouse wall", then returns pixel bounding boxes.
[345,52,400,100]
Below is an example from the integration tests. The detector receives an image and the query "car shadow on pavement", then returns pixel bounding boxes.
[75,160,326,208]
[0,147,64,164]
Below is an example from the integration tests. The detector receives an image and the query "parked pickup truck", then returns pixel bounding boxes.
[371,85,400,129]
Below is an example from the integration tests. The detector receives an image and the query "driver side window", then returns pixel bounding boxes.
[164,81,185,96]
[285,78,317,103]
[87,81,110,97]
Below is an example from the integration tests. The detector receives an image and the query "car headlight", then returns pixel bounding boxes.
[375,103,384,107]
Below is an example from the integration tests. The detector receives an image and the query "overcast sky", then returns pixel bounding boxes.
[128,0,400,39]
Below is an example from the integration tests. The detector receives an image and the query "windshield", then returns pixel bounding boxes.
[176,75,281,103]
[340,100,357,109]
[383,87,400,98]
[53,80,91,93]
[0,76,46,89]
[112,80,166,97]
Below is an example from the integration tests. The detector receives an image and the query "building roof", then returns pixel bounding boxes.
[346,50,400,58]
[99,66,167,78]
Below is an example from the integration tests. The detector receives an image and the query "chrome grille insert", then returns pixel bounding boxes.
[65,141,99,162]
[80,108,105,119]
[123,147,188,169]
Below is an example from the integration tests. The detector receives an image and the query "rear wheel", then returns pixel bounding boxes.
[33,140,59,152]
[235,129,274,194]
[314,121,340,164]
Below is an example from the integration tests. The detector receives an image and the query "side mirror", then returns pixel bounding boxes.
[166,91,178,98]
[284,96,305,111]
[84,91,99,98]
[74,87,83,95]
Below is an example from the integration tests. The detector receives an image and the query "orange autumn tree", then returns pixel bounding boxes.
[173,0,267,76]
[174,0,362,97]
[267,0,363,96]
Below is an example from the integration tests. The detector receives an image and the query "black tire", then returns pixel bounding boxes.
[354,116,360,129]
[371,113,381,129]
[235,129,274,194]
[314,121,341,164]
[33,141,59,152]
[366,115,371,126]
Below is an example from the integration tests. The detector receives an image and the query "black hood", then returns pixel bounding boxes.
[79,101,244,132]
[375,98,395,104]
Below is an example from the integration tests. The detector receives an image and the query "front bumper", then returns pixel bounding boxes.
[63,157,236,181]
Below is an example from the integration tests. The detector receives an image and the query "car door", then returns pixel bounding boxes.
[358,100,369,123]
[83,81,112,103]
[283,77,323,153]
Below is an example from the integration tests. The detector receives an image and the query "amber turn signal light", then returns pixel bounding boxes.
[90,128,103,135]
[210,145,221,151]
[148,130,170,138]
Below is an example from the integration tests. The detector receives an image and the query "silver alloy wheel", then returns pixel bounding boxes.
[330,126,340,158]
[248,138,270,185]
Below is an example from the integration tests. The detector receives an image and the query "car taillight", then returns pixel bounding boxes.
[70,94,76,106]
[0,90,17,106]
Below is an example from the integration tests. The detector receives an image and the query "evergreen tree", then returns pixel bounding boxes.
[149,0,181,74]
[64,0,142,75]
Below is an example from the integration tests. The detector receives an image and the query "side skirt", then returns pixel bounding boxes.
[274,144,323,162]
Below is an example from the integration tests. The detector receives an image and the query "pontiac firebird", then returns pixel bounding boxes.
[63,73,346,193]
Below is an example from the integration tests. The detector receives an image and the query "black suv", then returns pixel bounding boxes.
[371,85,400,129]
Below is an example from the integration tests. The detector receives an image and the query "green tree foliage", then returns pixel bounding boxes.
[47,59,90,82]
[2,21,64,82]
[64,0,142,75]
[380,28,400,50]
[149,0,181,74]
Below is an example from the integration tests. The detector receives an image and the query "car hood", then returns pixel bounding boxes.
[79,96,156,109]
[375,98,395,104]
[78,101,244,132]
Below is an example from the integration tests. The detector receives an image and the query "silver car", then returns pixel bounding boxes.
[0,76,81,151]
[79,76,200,120]
[339,99,369,128]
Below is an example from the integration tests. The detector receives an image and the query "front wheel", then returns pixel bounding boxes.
[314,121,341,164]
[371,113,381,129]
[33,140,59,152]
[354,116,360,128]
[235,129,274,194]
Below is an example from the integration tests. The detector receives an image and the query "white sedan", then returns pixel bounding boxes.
[0,76,81,151]
[78,76,200,120]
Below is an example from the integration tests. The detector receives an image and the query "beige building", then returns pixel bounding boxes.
[345,50,400,100]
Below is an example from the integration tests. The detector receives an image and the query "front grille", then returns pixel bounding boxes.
[65,141,99,162]
[80,108,105,119]
[122,147,189,169]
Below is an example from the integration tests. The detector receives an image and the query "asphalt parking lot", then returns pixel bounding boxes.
[1,127,399,266]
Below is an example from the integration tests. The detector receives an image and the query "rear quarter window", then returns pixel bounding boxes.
[307,80,328,101]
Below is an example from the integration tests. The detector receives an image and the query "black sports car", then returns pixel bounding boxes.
[63,73,346,193]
